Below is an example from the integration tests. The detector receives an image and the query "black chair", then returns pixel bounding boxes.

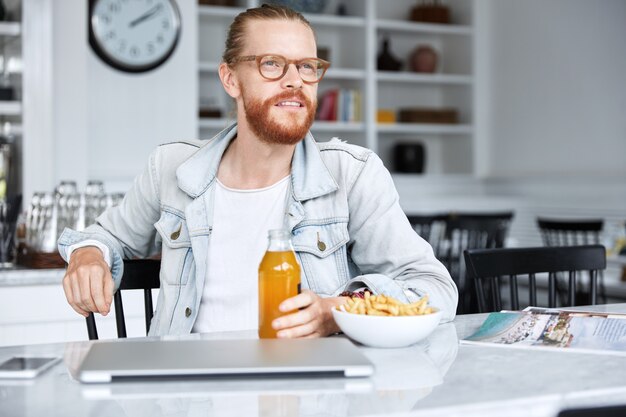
[406,213,447,248]
[557,404,626,417]
[464,245,606,313]
[438,212,514,314]
[85,259,161,340]
[537,217,603,246]
[537,217,605,303]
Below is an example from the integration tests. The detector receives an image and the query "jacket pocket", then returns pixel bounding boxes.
[292,222,350,296]
[155,211,192,286]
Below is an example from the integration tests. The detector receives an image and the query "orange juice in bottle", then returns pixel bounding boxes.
[258,229,301,339]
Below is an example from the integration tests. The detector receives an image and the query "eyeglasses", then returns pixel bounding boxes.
[230,54,330,84]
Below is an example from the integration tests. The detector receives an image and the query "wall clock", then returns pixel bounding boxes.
[88,0,182,73]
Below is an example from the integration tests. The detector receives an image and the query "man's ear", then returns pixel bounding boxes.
[219,62,241,99]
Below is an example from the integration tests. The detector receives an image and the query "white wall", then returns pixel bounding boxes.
[23,0,198,199]
[485,0,626,177]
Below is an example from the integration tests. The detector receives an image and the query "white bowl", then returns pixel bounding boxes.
[331,307,442,348]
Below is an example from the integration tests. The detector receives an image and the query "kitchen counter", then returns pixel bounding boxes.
[0,267,65,286]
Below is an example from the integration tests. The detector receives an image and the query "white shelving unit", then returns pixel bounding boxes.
[0,17,23,196]
[0,20,22,120]
[197,0,477,176]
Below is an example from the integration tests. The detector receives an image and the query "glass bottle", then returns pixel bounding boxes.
[377,35,402,72]
[258,229,301,339]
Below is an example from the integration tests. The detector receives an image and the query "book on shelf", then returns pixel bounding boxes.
[316,88,362,123]
[461,307,626,356]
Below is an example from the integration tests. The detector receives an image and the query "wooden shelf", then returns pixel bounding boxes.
[322,68,366,80]
[377,71,472,85]
[305,13,365,28]
[378,123,473,135]
[199,119,366,134]
[376,19,473,36]
[0,101,21,116]
[312,121,364,132]
[0,22,20,37]
[198,118,234,130]
[197,5,366,27]
[198,5,244,19]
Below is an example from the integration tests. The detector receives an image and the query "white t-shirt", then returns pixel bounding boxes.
[192,176,290,333]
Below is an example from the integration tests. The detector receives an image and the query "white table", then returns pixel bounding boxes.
[2,305,626,417]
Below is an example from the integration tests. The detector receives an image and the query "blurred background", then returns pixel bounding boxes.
[0,0,624,344]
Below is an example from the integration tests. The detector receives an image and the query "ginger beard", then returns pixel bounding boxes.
[241,88,317,145]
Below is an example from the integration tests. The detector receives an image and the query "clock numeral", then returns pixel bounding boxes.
[147,42,155,54]
[118,40,127,53]
[130,46,140,57]
[161,19,169,30]
[99,14,111,25]
[156,34,164,44]
[105,31,116,41]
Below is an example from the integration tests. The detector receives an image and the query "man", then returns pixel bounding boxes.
[58,4,457,338]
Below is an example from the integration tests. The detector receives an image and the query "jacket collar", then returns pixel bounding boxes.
[176,123,338,201]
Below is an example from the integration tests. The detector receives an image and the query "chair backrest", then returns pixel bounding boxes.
[557,404,626,417]
[537,217,603,246]
[439,211,514,314]
[464,245,606,313]
[537,218,605,304]
[85,259,161,340]
[406,213,447,247]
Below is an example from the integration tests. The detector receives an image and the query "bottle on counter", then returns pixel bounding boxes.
[258,229,301,339]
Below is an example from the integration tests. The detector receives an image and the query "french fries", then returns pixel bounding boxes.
[337,292,435,316]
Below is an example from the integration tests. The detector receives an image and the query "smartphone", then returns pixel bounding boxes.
[0,356,61,379]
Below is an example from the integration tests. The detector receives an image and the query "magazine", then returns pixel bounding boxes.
[461,307,626,356]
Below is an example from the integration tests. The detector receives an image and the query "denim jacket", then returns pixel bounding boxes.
[58,124,457,335]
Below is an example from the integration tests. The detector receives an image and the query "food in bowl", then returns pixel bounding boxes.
[332,292,442,348]
[336,292,435,316]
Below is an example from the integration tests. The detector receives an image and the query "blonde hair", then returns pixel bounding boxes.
[222,3,315,65]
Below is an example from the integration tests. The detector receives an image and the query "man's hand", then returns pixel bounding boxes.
[272,290,348,338]
[62,247,114,317]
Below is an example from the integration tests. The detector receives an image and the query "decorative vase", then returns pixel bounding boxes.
[409,1,450,24]
[394,143,425,173]
[410,45,438,73]
[377,36,402,72]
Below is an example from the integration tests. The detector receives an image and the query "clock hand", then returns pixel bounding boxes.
[128,4,163,28]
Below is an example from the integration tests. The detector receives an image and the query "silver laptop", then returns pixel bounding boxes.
[78,337,374,383]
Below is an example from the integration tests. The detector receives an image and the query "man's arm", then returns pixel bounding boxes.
[58,149,162,316]
[62,246,114,317]
[273,152,457,337]
[344,152,458,322]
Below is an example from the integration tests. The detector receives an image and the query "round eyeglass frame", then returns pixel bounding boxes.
[230,54,330,84]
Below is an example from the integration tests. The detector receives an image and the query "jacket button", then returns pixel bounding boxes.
[185,307,192,317]
[316,232,326,251]
[171,224,182,240]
